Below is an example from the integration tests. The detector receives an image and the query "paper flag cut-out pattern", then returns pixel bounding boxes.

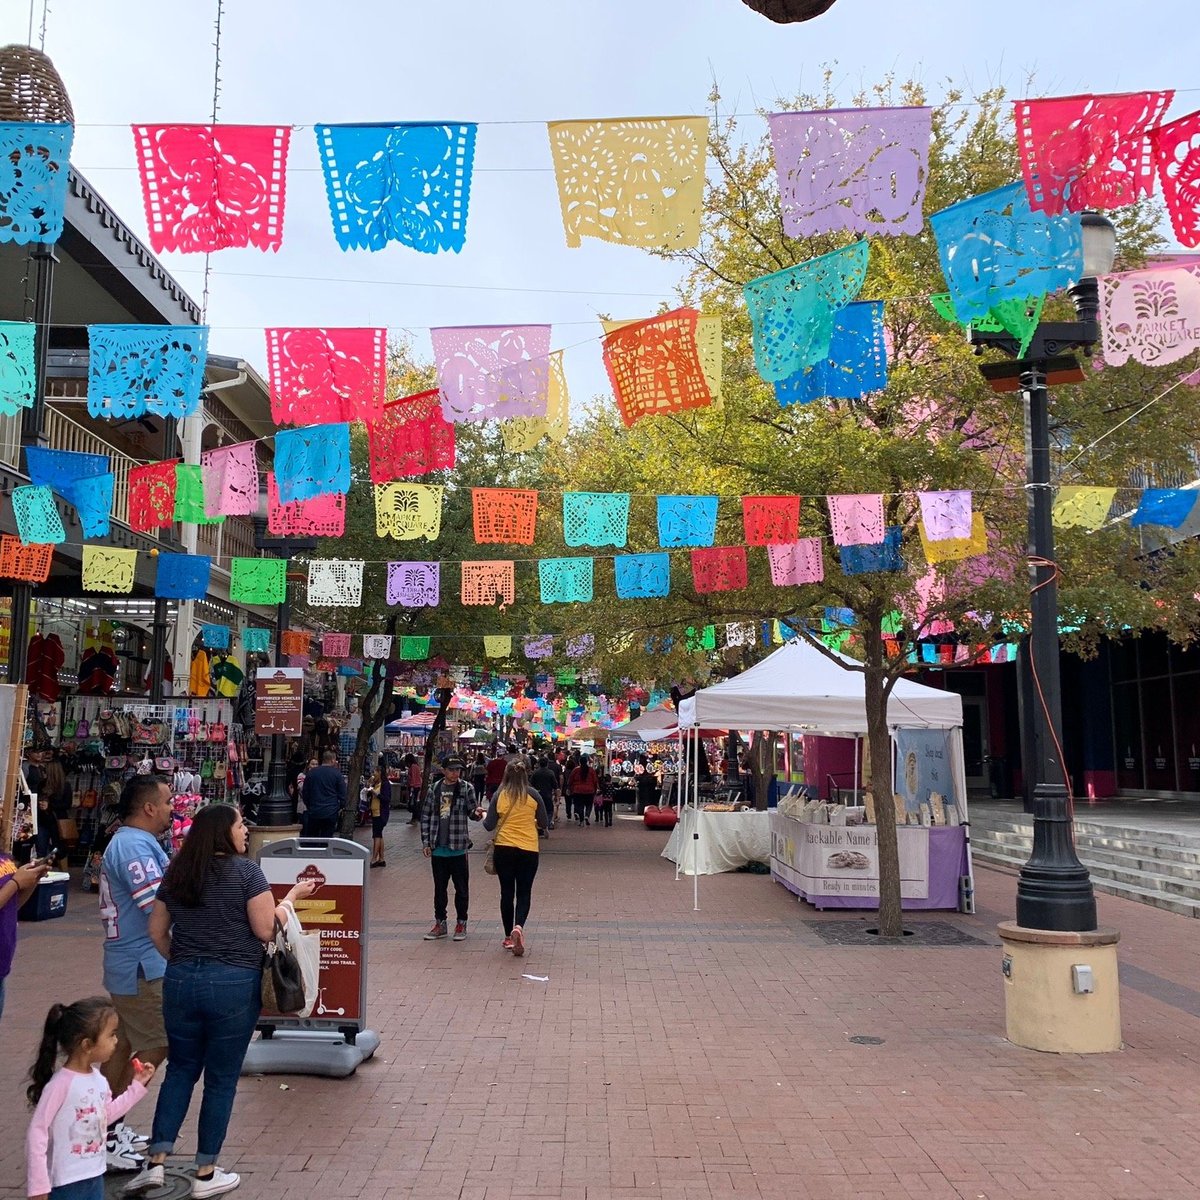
[386,561,440,607]
[539,557,594,603]
[547,117,707,250]
[602,308,713,427]
[473,488,538,544]
[82,545,137,593]
[461,560,516,607]
[691,546,749,593]
[1152,110,1200,249]
[826,494,885,547]
[65,474,114,538]
[930,291,1045,359]
[400,636,431,661]
[374,483,444,541]
[686,626,717,653]
[155,554,211,600]
[202,624,231,650]
[229,557,287,605]
[273,423,351,503]
[0,322,36,415]
[1052,486,1118,529]
[25,446,108,490]
[128,461,178,532]
[840,527,904,574]
[368,388,456,482]
[280,631,312,656]
[918,491,974,541]
[362,634,393,660]
[614,553,671,599]
[286,654,312,669]
[432,325,552,422]
[321,633,352,658]
[500,349,571,452]
[725,622,757,647]
[201,442,258,518]
[930,182,1082,323]
[266,328,386,425]
[524,635,554,660]
[1100,265,1200,368]
[657,495,718,548]
[768,106,932,238]
[242,628,271,653]
[563,492,629,548]
[744,242,870,382]
[0,536,53,582]
[266,473,345,538]
[307,559,364,607]
[132,124,290,253]
[484,635,512,658]
[774,300,888,406]
[918,512,988,563]
[1014,91,1173,215]
[315,122,477,254]
[13,485,64,544]
[0,123,73,244]
[1130,488,1199,529]
[566,635,594,658]
[742,495,801,545]
[87,325,209,420]
[173,465,223,525]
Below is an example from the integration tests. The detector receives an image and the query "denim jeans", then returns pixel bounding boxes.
[50,1177,104,1200]
[150,959,261,1166]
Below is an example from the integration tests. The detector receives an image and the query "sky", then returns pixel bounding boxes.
[3,0,1198,411]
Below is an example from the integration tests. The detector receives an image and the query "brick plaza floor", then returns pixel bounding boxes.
[3,810,1200,1200]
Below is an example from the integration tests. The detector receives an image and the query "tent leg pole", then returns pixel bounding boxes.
[693,729,701,911]
[675,727,686,881]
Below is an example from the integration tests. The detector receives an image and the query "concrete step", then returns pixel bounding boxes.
[971,812,1200,854]
[976,825,1200,870]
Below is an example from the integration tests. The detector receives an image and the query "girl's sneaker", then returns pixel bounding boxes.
[502,936,514,950]
[192,1167,240,1198]
[123,1164,164,1194]
[511,925,525,957]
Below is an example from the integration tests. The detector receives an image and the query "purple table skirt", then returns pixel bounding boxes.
[773,825,969,911]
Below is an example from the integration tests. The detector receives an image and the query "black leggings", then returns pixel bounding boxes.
[571,794,594,822]
[492,845,539,935]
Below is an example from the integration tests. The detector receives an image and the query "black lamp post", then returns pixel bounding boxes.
[969,210,1117,933]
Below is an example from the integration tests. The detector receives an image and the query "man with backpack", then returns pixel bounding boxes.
[420,757,482,941]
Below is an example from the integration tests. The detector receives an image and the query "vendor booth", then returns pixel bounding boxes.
[671,640,974,912]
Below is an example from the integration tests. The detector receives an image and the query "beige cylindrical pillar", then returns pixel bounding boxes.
[998,922,1121,1054]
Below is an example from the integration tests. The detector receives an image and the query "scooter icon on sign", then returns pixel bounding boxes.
[315,987,345,1017]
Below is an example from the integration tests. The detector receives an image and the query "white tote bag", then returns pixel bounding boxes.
[278,899,322,1018]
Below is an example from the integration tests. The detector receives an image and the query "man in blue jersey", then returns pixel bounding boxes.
[99,776,173,1170]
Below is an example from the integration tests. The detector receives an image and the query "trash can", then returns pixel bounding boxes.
[19,871,70,922]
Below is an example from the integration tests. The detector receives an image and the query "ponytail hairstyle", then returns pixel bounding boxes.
[27,997,115,1106]
[497,761,531,812]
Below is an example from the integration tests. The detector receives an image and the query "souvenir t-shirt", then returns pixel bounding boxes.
[100,827,170,995]
[26,1068,146,1196]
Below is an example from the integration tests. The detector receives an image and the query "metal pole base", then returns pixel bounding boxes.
[1015,782,1097,932]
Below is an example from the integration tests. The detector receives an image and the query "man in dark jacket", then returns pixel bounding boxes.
[419,757,481,941]
[302,751,347,836]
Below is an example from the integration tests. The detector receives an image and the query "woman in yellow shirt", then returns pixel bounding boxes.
[479,761,548,957]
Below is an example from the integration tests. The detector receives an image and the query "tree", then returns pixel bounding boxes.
[537,78,1200,936]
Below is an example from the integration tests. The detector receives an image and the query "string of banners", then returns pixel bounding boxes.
[4,478,1192,594]
[5,92,1200,436]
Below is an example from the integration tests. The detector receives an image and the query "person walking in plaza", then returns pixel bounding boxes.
[481,761,548,957]
[300,751,346,837]
[470,750,487,800]
[35,757,73,865]
[566,755,599,826]
[369,757,392,869]
[530,756,560,831]
[483,746,507,801]
[404,754,423,823]
[26,996,157,1200]
[124,804,316,1199]
[420,756,481,941]
[99,776,174,1172]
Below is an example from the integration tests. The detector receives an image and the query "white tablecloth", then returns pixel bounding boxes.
[661,808,772,875]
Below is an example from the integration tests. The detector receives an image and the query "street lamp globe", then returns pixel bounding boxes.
[1080,210,1118,278]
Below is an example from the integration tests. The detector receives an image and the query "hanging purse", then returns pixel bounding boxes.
[261,915,307,1015]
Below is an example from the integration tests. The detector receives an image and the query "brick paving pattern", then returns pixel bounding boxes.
[3,811,1199,1199]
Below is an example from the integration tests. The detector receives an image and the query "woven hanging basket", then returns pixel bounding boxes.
[740,0,838,21]
[0,43,74,123]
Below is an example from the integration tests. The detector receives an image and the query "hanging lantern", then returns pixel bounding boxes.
[739,0,838,21]
[0,44,74,123]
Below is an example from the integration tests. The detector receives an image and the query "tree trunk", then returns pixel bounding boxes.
[416,683,455,811]
[342,616,398,834]
[862,619,904,938]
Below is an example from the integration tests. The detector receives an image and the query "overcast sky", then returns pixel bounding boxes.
[3,0,1197,408]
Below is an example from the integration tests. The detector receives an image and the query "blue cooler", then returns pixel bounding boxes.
[19,871,70,922]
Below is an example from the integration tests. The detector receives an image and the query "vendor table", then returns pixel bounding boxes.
[661,808,772,875]
[769,811,968,910]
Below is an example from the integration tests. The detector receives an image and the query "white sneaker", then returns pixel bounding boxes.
[106,1137,145,1172]
[113,1122,150,1151]
[123,1164,164,1194]
[192,1168,240,1198]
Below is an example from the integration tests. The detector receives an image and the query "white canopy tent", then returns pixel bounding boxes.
[672,639,970,910]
